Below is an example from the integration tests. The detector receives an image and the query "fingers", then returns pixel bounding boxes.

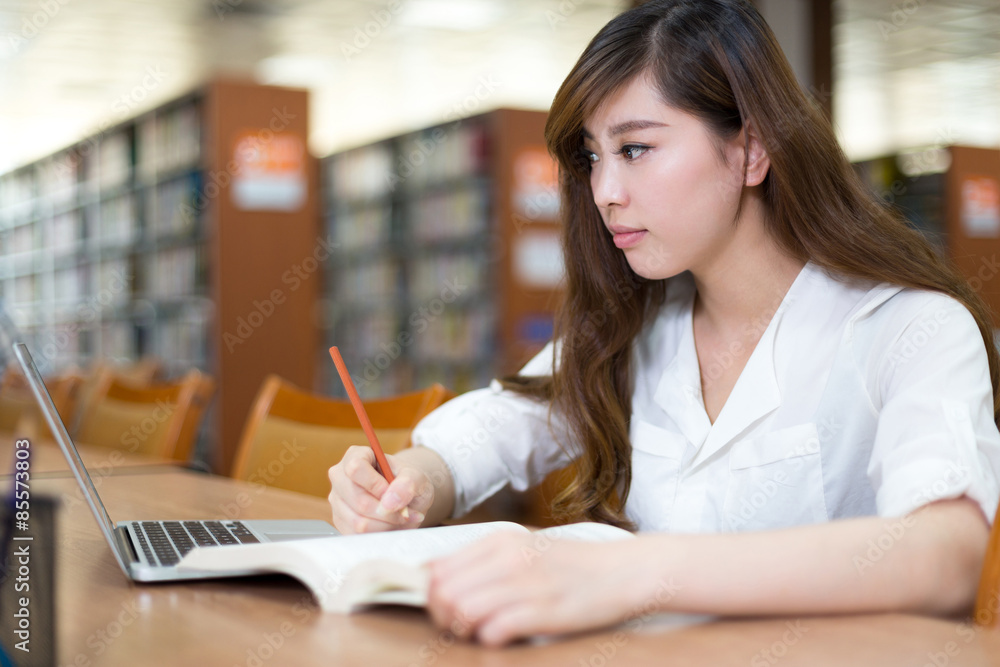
[428,534,531,642]
[475,604,554,648]
[327,446,428,533]
[379,469,433,519]
[428,570,551,647]
[428,568,524,639]
[328,446,399,533]
[427,584,517,644]
[342,446,388,498]
[328,491,403,534]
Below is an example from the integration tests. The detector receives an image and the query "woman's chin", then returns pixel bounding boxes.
[625,253,682,281]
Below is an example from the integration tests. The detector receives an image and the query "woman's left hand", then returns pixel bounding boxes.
[426,531,642,647]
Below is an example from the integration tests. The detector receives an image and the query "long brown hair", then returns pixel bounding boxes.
[503,0,1000,529]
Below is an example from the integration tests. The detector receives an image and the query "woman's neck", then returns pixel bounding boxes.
[690,198,805,338]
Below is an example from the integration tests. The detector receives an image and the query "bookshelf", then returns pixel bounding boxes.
[320,108,563,399]
[0,97,208,376]
[0,80,319,474]
[855,145,1000,325]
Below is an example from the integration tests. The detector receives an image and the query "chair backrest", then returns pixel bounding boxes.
[0,371,84,440]
[116,357,164,385]
[976,497,1000,627]
[0,385,35,432]
[231,375,455,497]
[0,362,27,391]
[75,370,215,462]
[68,357,164,433]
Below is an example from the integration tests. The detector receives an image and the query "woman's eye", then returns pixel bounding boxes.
[581,149,598,164]
[617,144,648,160]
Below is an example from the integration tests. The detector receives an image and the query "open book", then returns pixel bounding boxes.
[178,521,634,613]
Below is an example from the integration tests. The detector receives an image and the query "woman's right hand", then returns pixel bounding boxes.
[327,445,432,534]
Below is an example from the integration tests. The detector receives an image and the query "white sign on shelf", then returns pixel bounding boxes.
[231,131,307,212]
[513,230,565,289]
[961,175,1000,238]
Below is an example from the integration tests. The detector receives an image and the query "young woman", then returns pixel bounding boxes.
[327,0,1000,646]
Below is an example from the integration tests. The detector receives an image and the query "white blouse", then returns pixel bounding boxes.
[411,262,1000,532]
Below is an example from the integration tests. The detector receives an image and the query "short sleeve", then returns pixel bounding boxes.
[867,294,1000,524]
[410,342,575,517]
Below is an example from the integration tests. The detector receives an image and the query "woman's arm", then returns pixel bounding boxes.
[644,496,988,616]
[427,497,990,646]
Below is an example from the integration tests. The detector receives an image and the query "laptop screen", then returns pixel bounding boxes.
[12,342,130,574]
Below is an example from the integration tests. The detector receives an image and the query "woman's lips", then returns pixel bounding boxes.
[611,229,647,249]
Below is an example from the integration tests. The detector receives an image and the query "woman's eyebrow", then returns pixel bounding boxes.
[608,119,667,136]
[581,120,668,141]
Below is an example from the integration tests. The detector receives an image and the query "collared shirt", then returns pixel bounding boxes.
[411,262,1000,532]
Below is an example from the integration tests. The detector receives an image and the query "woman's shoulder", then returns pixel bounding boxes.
[859,283,972,330]
[840,280,981,365]
[805,262,890,306]
[807,263,972,327]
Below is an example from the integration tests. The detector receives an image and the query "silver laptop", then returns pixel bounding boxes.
[13,342,340,582]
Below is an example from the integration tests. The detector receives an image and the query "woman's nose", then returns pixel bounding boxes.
[591,163,627,210]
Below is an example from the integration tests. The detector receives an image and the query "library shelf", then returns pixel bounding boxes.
[319,108,563,399]
[0,79,319,475]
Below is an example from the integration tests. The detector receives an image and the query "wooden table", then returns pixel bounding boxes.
[0,432,179,477]
[13,468,999,666]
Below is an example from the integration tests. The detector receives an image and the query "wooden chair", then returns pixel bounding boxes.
[115,356,164,385]
[0,385,36,433]
[75,370,215,462]
[975,496,1000,627]
[0,370,84,440]
[0,362,31,432]
[0,362,29,391]
[231,375,455,497]
[68,356,164,433]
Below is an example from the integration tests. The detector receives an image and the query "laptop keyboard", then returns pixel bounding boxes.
[131,521,260,567]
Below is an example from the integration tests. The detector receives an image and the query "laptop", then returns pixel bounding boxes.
[13,342,340,582]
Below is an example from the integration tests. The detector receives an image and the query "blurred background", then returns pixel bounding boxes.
[2,0,999,168]
[0,0,998,476]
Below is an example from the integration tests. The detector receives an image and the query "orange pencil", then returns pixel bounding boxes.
[329,346,396,483]
[330,347,412,521]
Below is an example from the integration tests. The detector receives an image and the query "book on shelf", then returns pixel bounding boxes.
[150,175,201,238]
[398,123,489,191]
[178,520,634,613]
[138,103,202,177]
[38,152,79,205]
[328,143,394,201]
[411,185,488,242]
[51,212,80,255]
[148,247,201,297]
[98,132,132,191]
[330,202,392,250]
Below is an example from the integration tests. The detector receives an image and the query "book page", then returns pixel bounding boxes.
[179,521,527,611]
[294,520,526,568]
[534,522,636,541]
[333,559,431,612]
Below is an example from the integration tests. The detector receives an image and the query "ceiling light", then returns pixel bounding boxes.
[397,0,505,31]
[256,54,334,87]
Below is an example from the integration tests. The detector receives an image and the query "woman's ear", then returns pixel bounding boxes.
[743,120,770,187]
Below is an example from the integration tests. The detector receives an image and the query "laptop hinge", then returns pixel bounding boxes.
[116,525,141,564]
